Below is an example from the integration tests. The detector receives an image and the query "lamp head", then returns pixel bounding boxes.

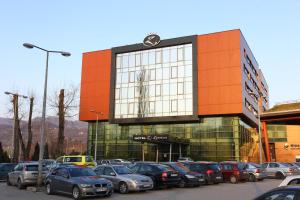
[61,52,71,57]
[23,43,34,49]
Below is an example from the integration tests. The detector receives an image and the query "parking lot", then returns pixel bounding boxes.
[0,179,281,200]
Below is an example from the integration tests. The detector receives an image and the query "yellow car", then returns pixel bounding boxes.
[56,155,96,167]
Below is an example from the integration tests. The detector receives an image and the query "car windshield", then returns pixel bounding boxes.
[169,163,187,174]
[69,168,97,177]
[249,163,261,168]
[113,166,133,174]
[208,164,220,171]
[65,157,82,162]
[25,165,47,171]
[156,165,173,171]
[85,156,93,162]
[237,163,246,170]
[281,163,292,167]
[190,164,206,171]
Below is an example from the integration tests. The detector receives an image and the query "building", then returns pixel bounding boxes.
[261,101,300,162]
[79,29,269,162]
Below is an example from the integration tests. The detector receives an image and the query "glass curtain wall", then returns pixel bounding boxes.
[87,117,255,162]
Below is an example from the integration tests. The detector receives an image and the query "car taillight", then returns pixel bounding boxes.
[234,170,240,175]
[255,169,261,173]
[162,172,168,178]
[288,168,293,172]
[206,170,214,175]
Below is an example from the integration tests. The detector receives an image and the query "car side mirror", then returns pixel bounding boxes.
[110,172,116,176]
[63,174,69,179]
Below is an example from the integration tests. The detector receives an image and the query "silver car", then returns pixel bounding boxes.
[7,162,48,189]
[94,165,153,194]
[261,162,298,179]
[245,162,267,181]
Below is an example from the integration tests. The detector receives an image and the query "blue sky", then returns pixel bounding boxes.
[1,1,300,118]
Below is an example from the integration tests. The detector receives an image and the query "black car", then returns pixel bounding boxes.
[0,163,16,181]
[163,162,206,187]
[129,163,181,189]
[253,186,300,200]
[45,166,114,199]
[183,162,223,184]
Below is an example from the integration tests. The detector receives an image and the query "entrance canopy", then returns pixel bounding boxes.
[132,134,189,145]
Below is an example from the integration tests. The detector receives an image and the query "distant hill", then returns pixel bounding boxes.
[0,116,88,157]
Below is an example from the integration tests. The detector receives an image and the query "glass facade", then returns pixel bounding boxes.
[267,125,287,142]
[114,44,193,118]
[87,117,257,162]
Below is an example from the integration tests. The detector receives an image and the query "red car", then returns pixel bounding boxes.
[219,161,249,183]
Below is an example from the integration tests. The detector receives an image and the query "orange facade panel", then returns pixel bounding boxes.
[197,30,243,116]
[79,49,111,121]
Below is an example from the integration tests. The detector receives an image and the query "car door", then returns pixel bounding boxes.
[56,168,72,194]
[11,164,23,184]
[268,163,278,177]
[103,166,118,188]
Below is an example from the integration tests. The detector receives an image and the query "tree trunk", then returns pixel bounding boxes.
[56,89,65,156]
[25,97,34,160]
[17,121,25,160]
[12,95,20,163]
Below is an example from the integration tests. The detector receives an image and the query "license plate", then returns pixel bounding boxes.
[216,176,222,179]
[96,187,107,192]
[171,174,178,177]
[143,184,150,188]
[199,178,205,182]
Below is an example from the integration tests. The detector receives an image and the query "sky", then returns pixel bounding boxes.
[0,0,300,119]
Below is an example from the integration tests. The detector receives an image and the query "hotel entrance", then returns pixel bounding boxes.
[133,135,189,162]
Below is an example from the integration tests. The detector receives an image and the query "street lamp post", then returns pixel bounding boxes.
[249,91,265,164]
[23,43,70,187]
[90,110,103,161]
[4,92,28,163]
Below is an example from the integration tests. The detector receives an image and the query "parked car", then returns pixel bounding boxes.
[219,161,249,184]
[7,162,48,189]
[245,162,266,182]
[177,157,194,162]
[253,186,300,200]
[94,165,153,193]
[0,163,16,181]
[279,175,300,187]
[45,166,113,199]
[283,162,300,174]
[261,162,298,179]
[183,162,223,184]
[162,162,205,187]
[129,163,181,188]
[56,155,96,167]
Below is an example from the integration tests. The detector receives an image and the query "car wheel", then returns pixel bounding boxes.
[72,186,82,200]
[6,176,11,186]
[105,190,113,197]
[46,183,53,195]
[249,174,257,182]
[178,179,185,188]
[229,175,237,184]
[119,182,129,194]
[275,172,284,179]
[17,178,24,189]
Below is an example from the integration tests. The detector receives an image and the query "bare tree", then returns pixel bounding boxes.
[48,85,79,157]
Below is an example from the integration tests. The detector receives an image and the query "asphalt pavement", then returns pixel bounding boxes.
[0,179,281,200]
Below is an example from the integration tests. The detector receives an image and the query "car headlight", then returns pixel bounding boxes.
[185,174,196,179]
[107,181,113,187]
[133,180,139,184]
[79,184,92,188]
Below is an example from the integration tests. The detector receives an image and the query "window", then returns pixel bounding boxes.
[103,167,114,176]
[222,164,233,170]
[171,66,177,78]
[128,103,134,114]
[129,71,135,83]
[171,100,177,112]
[261,191,295,200]
[178,82,184,95]
[150,69,156,80]
[115,88,120,99]
[288,179,300,185]
[149,101,155,113]
[156,84,161,96]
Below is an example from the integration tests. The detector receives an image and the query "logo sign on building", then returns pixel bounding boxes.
[133,135,169,143]
[143,33,160,47]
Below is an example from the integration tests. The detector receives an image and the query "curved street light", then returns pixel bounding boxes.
[23,43,71,187]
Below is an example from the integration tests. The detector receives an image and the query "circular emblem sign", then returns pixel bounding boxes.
[284,143,289,150]
[143,34,160,47]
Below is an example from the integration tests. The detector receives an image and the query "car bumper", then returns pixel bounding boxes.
[81,187,113,197]
[283,172,298,177]
[253,172,267,179]
[128,182,153,191]
[207,175,223,183]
